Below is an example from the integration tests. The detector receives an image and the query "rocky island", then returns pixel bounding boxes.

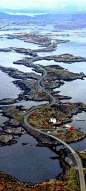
[0,22,86,191]
[0,50,86,146]
[0,59,85,105]
[0,101,86,148]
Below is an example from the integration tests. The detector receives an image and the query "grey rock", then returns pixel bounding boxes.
[0,135,13,143]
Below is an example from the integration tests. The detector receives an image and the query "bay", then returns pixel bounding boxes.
[0,24,86,183]
[57,79,86,104]
[0,70,21,100]
[0,133,62,183]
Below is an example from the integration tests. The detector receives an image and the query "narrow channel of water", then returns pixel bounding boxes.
[0,70,21,100]
[0,25,63,184]
[0,24,86,183]
[14,100,48,109]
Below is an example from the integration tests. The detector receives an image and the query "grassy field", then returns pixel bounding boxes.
[28,103,84,142]
[65,168,80,191]
[78,151,86,168]
[45,66,83,80]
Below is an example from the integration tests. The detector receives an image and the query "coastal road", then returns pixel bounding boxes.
[24,109,86,191]
[24,66,86,191]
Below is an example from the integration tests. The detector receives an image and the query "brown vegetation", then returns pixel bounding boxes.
[0,172,66,191]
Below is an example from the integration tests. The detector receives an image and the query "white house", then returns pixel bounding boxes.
[49,118,56,124]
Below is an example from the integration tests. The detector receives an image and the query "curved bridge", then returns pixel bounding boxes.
[24,67,86,191]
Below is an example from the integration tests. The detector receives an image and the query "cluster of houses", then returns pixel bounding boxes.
[31,112,75,131]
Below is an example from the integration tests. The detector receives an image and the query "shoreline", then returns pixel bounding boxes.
[0,25,85,191]
[0,101,86,147]
[0,56,85,105]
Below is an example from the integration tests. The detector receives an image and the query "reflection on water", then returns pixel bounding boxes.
[53,41,86,57]
[58,62,86,74]
[70,112,86,134]
[0,24,54,35]
[0,24,86,182]
[15,100,48,109]
[0,37,41,49]
[0,115,8,125]
[0,71,21,99]
[70,138,86,151]
[58,79,86,104]
[34,60,57,66]
[38,28,86,57]
[0,133,62,183]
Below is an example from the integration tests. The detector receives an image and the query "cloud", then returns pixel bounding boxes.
[0,0,57,8]
[0,0,86,10]
[0,0,68,9]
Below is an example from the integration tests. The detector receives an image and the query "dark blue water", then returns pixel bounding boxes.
[0,133,62,183]
[0,25,86,183]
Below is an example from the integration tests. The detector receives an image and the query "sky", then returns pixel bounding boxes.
[1,0,64,9]
[0,0,86,13]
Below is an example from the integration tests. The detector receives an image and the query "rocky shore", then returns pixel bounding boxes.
[0,148,79,191]
[0,60,85,105]
[0,52,86,137]
[0,37,85,189]
[13,53,86,65]
[0,14,86,191]
[0,98,16,105]
[0,101,86,147]
[0,51,86,147]
[5,32,69,50]
[27,102,86,145]
[44,54,86,63]
[0,47,38,57]
[0,105,24,146]
[0,46,85,64]
[0,171,66,191]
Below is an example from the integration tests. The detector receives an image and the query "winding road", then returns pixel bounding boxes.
[38,67,56,105]
[24,67,86,191]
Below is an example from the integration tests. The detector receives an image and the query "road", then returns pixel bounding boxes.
[38,67,56,105]
[24,67,86,191]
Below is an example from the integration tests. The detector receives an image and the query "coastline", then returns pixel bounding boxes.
[0,24,86,190]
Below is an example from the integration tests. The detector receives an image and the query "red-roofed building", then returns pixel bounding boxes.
[61,118,65,122]
[70,126,75,131]
[44,122,50,128]
[32,113,37,117]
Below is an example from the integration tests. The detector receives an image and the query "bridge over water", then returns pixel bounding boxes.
[24,66,86,191]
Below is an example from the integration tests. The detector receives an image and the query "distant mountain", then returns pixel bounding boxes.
[0,11,32,20]
[0,2,86,15]
[0,12,10,18]
[0,11,86,30]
